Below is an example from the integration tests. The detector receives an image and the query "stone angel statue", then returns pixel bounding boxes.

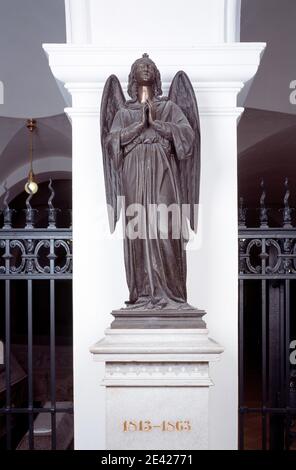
[100,53,200,312]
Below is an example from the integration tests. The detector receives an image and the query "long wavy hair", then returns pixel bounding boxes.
[127,54,162,100]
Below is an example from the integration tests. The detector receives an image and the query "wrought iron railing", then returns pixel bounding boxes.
[239,178,296,450]
[0,181,73,450]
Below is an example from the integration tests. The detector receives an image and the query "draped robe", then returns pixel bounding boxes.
[107,98,194,309]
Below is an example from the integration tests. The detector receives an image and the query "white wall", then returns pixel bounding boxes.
[90,0,225,46]
[65,0,241,44]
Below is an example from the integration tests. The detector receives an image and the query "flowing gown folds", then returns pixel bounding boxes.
[107,99,194,309]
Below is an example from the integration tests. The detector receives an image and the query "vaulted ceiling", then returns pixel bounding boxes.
[238,0,296,210]
[1,0,296,119]
[0,0,70,200]
[239,0,296,116]
[0,0,68,118]
[1,0,296,205]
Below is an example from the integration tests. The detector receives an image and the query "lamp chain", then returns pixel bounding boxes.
[25,119,38,195]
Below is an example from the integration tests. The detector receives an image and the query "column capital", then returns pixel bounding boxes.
[43,43,266,88]
[43,43,265,119]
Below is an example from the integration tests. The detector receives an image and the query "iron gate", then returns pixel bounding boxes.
[0,183,73,450]
[238,180,296,450]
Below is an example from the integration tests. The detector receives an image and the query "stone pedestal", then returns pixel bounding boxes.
[90,328,223,450]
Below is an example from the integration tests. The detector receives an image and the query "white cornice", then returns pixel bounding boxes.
[43,43,266,86]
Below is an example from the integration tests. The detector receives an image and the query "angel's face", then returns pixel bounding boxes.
[134,60,156,86]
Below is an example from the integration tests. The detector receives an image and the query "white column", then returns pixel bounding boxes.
[43,44,265,450]
[65,86,105,450]
[189,83,244,449]
[64,0,91,43]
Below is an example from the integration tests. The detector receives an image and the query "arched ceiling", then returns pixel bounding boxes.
[0,0,295,120]
[238,121,296,226]
[0,0,68,118]
[238,0,296,213]
[238,108,296,154]
[0,1,71,200]
[239,123,296,194]
[0,0,296,206]
[0,114,71,179]
[239,0,296,115]
[0,114,71,200]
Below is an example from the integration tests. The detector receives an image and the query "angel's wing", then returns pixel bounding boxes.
[169,71,200,232]
[100,75,125,232]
